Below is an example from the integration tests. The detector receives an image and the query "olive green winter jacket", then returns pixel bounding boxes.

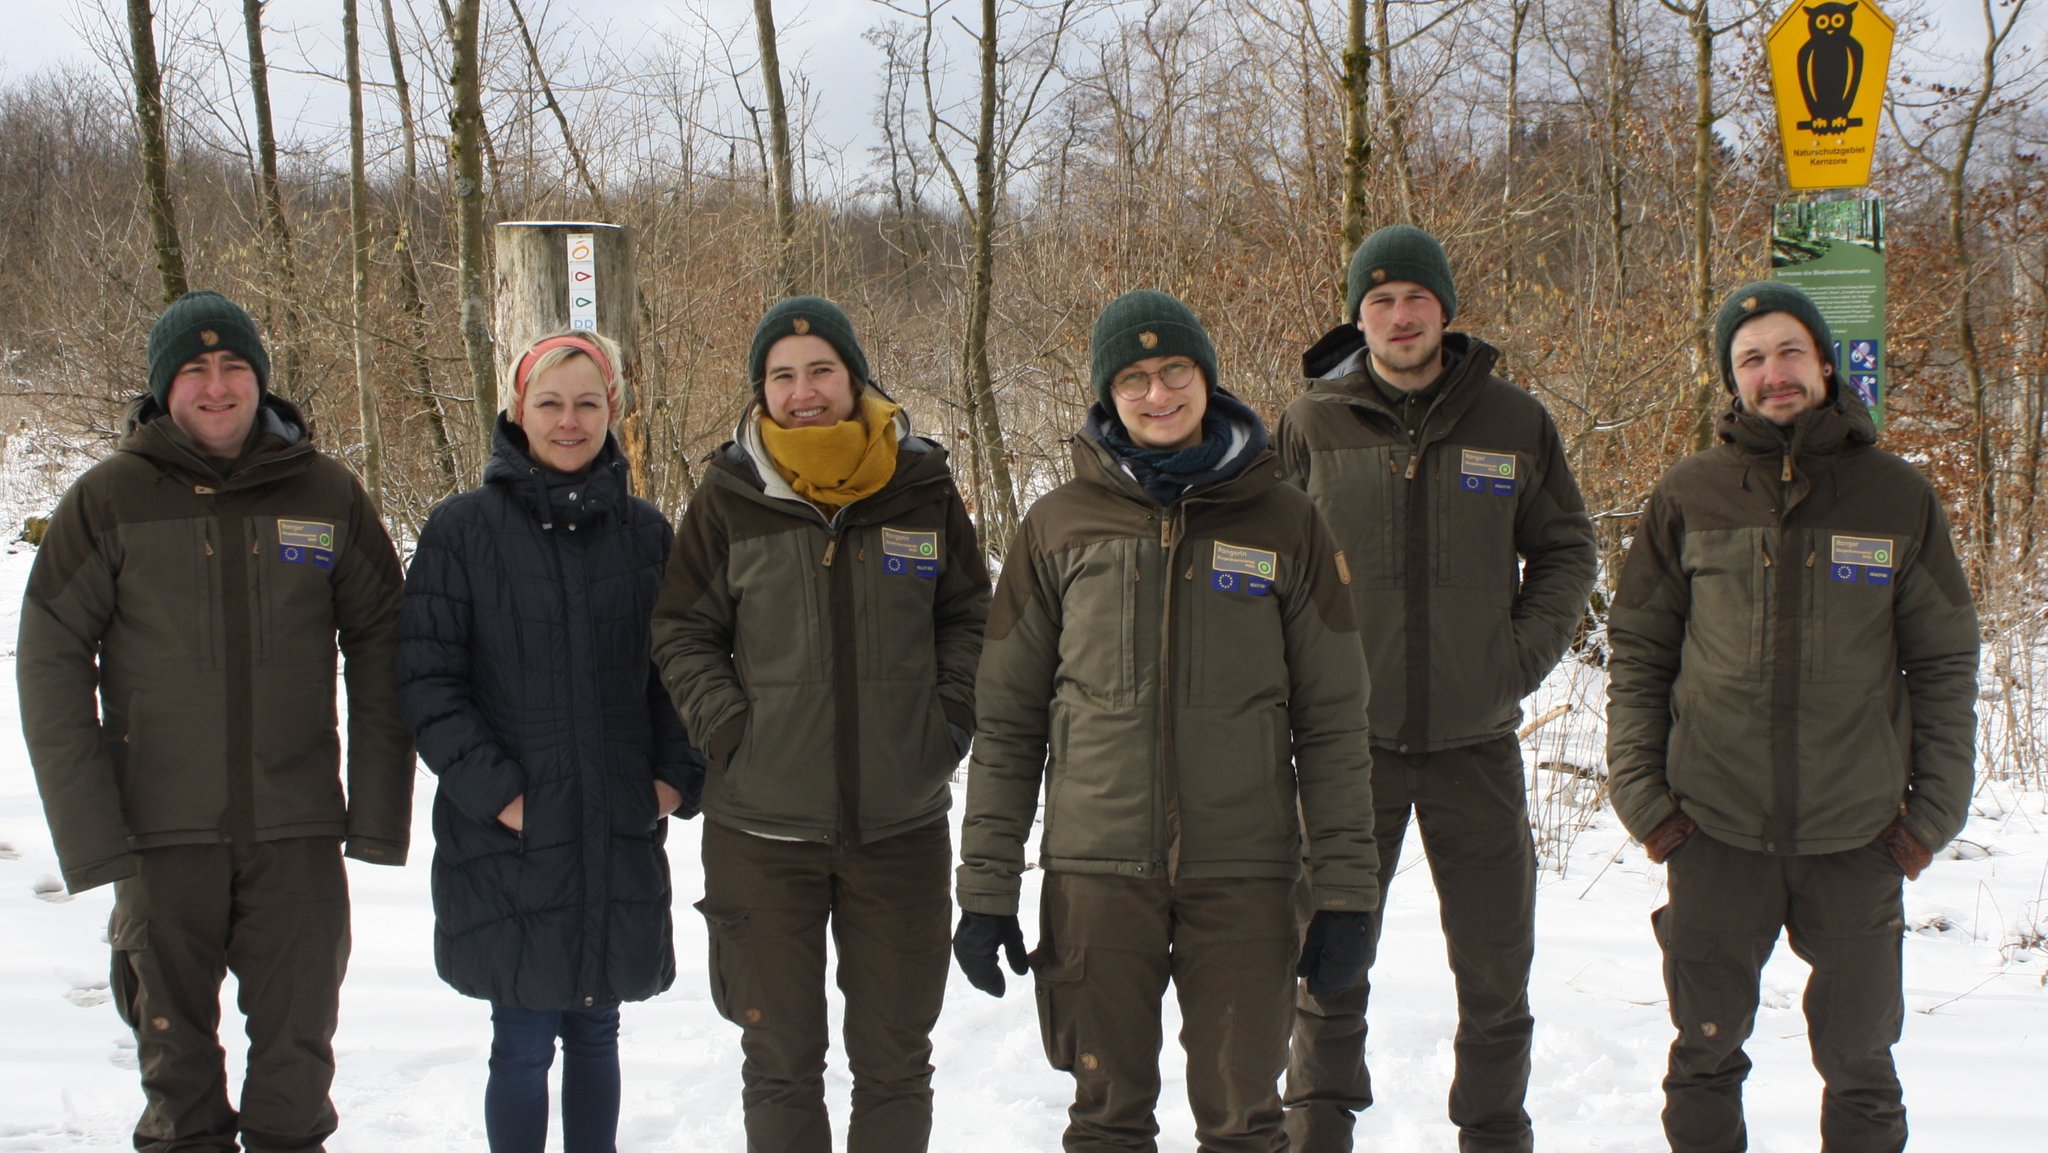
[1277,328,1597,753]
[956,429,1379,918]
[650,403,990,846]
[1607,399,1979,856]
[19,396,413,893]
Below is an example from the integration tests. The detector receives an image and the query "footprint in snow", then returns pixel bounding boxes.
[66,980,110,1008]
[0,841,21,860]
[32,874,71,902]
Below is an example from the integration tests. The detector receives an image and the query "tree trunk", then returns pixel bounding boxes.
[1685,1,1717,451]
[962,0,1022,552]
[753,0,799,297]
[127,0,187,302]
[1340,0,1371,261]
[379,0,459,494]
[241,0,304,397]
[1605,0,1630,292]
[1501,0,1529,324]
[449,0,497,458]
[1374,0,1418,223]
[343,0,385,513]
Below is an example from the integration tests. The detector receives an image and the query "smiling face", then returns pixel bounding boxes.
[1110,355,1208,450]
[165,349,261,457]
[1356,280,1447,392]
[1730,311,1832,426]
[518,353,611,473]
[762,334,859,429]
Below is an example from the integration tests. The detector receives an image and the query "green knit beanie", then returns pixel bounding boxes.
[1713,281,1838,394]
[748,296,872,391]
[146,290,271,407]
[1346,224,1457,324]
[1089,290,1219,409]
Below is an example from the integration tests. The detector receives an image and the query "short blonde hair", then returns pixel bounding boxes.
[507,329,625,428]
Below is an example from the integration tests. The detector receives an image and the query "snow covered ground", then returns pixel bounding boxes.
[0,532,2042,1150]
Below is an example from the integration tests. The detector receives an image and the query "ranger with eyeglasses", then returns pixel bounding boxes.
[955,289,1379,1151]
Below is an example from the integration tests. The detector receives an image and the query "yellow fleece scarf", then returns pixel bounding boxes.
[759,392,903,512]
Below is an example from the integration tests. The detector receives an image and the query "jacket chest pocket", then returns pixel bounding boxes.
[855,524,943,682]
[250,516,343,659]
[1807,528,1904,684]
[112,517,223,667]
[728,528,831,686]
[1053,539,1143,708]
[1307,444,1401,585]
[1432,447,1522,592]
[1184,540,1286,707]
[1680,527,1769,677]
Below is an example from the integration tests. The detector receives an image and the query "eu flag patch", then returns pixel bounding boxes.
[882,526,940,580]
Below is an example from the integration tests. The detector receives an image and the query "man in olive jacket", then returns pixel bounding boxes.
[1608,281,1978,1153]
[957,290,1378,1152]
[18,291,413,1153]
[1276,225,1596,1153]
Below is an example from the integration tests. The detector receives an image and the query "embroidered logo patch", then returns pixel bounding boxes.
[277,519,335,569]
[1212,541,1277,597]
[199,329,220,347]
[1458,448,1518,496]
[791,317,811,335]
[881,526,940,580]
[1138,331,1159,349]
[1828,534,1895,585]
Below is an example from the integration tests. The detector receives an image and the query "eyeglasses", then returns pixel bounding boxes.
[1111,359,1200,401]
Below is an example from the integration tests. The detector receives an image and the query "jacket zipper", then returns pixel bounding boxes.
[1157,507,1182,880]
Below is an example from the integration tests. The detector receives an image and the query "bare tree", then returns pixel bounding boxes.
[343,0,386,511]
[1891,0,2041,565]
[126,0,187,302]
[379,0,460,494]
[238,0,305,396]
[754,0,800,296]
[449,0,497,451]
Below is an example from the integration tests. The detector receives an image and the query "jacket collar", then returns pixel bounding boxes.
[485,411,630,528]
[1716,397,1877,462]
[1299,327,1500,424]
[119,392,316,490]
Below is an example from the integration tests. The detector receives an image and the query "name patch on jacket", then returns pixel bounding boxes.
[881,527,940,580]
[1458,448,1517,496]
[277,519,335,570]
[1829,534,1894,586]
[1212,541,1277,596]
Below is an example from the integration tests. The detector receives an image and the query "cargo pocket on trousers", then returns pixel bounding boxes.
[1030,946,1085,1073]
[694,898,752,1026]
[108,906,146,1030]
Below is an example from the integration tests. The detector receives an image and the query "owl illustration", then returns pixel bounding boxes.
[1798,3,1864,135]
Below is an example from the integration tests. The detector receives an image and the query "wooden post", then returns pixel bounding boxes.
[493,221,651,494]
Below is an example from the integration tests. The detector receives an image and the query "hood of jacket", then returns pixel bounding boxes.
[120,392,316,489]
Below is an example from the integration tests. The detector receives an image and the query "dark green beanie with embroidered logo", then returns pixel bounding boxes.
[747,296,872,392]
[1088,290,1219,410]
[146,291,271,407]
[1346,224,1458,324]
[1713,280,1838,394]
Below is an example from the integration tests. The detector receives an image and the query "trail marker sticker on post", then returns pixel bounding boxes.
[566,232,597,331]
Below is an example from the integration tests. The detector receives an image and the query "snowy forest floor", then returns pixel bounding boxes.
[0,540,2044,1151]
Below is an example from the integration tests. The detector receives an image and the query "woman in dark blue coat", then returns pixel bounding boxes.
[397,330,703,1153]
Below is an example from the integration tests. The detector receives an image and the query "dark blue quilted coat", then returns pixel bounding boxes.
[397,416,704,1010]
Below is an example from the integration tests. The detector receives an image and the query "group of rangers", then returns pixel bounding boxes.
[22,221,1974,1153]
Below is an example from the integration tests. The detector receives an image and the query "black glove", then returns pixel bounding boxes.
[1296,909,1371,999]
[952,911,1029,997]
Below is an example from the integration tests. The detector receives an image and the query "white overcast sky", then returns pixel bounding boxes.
[0,0,2011,173]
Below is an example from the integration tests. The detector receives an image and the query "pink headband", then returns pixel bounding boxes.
[511,335,618,420]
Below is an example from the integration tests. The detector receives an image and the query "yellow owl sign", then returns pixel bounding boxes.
[1767,0,1896,189]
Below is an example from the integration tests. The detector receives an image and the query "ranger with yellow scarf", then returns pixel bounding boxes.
[653,296,991,1152]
